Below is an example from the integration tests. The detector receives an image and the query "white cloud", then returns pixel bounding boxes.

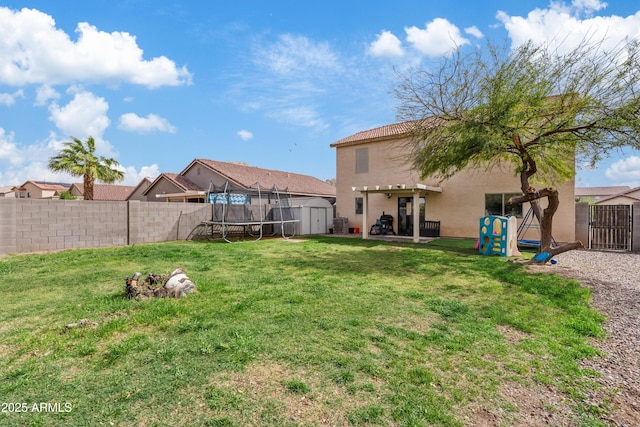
[118,113,176,134]
[0,7,192,88]
[266,106,327,131]
[405,18,470,57]
[48,91,110,140]
[0,128,20,164]
[605,156,640,186]
[0,130,74,185]
[0,89,23,106]
[572,0,607,13]
[497,2,640,53]
[464,26,484,39]
[35,85,59,106]
[118,163,161,185]
[237,129,253,141]
[368,30,405,58]
[255,34,341,76]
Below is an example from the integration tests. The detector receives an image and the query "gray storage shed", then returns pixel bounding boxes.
[288,197,333,235]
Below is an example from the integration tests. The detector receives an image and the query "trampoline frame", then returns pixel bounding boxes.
[188,181,300,243]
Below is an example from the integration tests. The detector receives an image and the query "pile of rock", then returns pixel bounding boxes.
[125,267,196,300]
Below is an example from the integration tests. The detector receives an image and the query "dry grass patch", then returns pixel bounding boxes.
[205,361,385,426]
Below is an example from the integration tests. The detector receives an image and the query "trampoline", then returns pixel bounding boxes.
[188,181,299,243]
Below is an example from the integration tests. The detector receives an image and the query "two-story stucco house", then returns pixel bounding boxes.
[330,121,576,243]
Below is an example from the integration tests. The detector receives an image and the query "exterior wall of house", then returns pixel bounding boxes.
[0,198,210,255]
[334,136,576,243]
[144,178,184,202]
[182,164,228,190]
[127,180,152,201]
[19,182,50,199]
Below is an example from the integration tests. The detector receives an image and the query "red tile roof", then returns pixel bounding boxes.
[330,121,418,147]
[193,159,336,197]
[72,183,138,201]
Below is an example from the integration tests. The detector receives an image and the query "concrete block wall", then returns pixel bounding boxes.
[2,199,128,254]
[574,203,590,247]
[0,198,17,254]
[128,201,210,244]
[633,202,640,252]
[0,199,210,256]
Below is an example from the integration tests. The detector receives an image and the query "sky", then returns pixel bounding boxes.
[1,0,639,189]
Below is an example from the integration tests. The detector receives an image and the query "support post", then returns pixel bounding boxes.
[362,191,369,239]
[412,190,420,243]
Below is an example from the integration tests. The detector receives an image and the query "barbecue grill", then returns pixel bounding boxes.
[370,212,394,235]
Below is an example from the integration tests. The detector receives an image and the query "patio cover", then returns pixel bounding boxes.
[352,183,442,243]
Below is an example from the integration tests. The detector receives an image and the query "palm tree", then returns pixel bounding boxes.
[48,136,125,200]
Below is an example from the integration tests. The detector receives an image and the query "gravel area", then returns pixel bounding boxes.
[549,250,640,426]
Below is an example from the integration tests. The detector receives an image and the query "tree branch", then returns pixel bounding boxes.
[509,187,555,205]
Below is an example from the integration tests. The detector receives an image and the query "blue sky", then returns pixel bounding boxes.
[1,0,639,188]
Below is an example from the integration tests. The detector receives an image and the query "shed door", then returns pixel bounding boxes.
[310,207,326,234]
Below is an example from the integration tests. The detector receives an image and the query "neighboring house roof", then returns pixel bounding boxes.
[575,186,631,198]
[12,180,71,192]
[594,186,640,204]
[126,177,153,201]
[163,173,202,191]
[71,183,138,201]
[0,186,15,195]
[142,173,202,197]
[188,159,336,197]
[330,121,418,148]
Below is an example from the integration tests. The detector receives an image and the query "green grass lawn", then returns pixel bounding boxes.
[0,237,606,426]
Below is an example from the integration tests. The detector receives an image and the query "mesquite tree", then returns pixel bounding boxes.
[395,38,640,262]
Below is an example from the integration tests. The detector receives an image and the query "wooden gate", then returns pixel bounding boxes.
[589,205,632,251]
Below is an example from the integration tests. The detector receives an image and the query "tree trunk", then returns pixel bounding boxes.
[508,137,583,264]
[84,173,94,201]
[509,186,584,264]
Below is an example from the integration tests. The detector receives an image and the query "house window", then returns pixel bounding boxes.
[355,197,363,215]
[355,148,368,174]
[485,193,522,217]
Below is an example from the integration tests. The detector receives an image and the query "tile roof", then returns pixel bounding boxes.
[575,186,631,197]
[193,159,336,197]
[72,183,138,201]
[593,186,640,203]
[330,120,419,147]
[160,173,202,191]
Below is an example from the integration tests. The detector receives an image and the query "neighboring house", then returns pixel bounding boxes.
[143,159,336,202]
[126,177,153,201]
[594,186,640,205]
[69,183,138,201]
[0,186,15,197]
[330,121,576,243]
[575,186,630,203]
[12,181,71,199]
[142,172,205,202]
